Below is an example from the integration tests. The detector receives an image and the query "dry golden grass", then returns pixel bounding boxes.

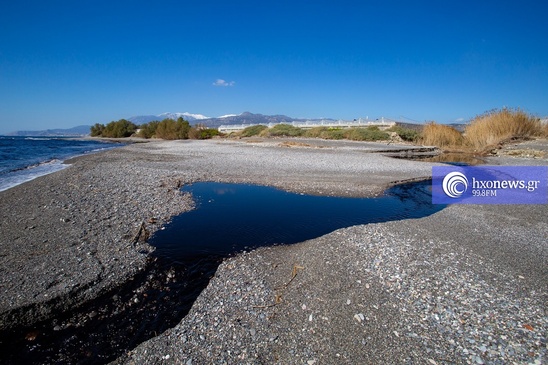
[420,122,464,148]
[464,109,542,149]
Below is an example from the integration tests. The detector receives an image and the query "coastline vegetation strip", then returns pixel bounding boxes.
[90,108,546,156]
[91,118,220,140]
[232,108,545,150]
[238,123,392,141]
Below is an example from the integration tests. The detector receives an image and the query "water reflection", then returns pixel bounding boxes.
[151,180,446,261]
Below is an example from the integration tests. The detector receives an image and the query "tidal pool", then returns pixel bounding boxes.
[151,180,446,262]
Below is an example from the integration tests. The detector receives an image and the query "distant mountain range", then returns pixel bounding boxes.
[5,125,92,137]
[12,112,444,136]
[127,111,334,129]
[7,112,329,136]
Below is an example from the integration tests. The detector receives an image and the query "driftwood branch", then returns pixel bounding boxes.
[132,222,149,244]
[253,264,304,309]
[275,264,304,290]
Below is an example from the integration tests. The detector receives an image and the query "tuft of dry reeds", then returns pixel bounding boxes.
[541,121,548,138]
[420,122,464,148]
[464,108,542,149]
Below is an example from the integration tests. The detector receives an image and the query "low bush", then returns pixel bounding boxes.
[101,119,138,138]
[260,124,303,137]
[324,129,346,140]
[90,123,105,137]
[464,108,542,149]
[155,118,191,140]
[420,122,464,148]
[303,126,328,138]
[196,128,221,139]
[344,126,390,141]
[302,127,341,139]
[303,126,389,140]
[241,125,268,137]
[387,126,420,142]
[137,121,160,139]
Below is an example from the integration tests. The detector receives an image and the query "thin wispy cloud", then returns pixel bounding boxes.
[213,79,235,87]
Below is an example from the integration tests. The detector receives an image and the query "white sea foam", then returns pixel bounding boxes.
[24,137,56,141]
[0,137,124,193]
[0,160,69,192]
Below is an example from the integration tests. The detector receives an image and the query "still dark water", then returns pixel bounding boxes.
[1,180,445,365]
[150,180,445,261]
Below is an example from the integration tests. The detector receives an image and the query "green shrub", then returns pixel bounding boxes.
[344,126,390,141]
[101,119,138,138]
[90,123,105,137]
[261,124,303,137]
[303,127,328,138]
[196,128,221,139]
[322,129,346,139]
[304,126,345,139]
[304,126,389,140]
[387,126,420,142]
[155,118,191,140]
[137,121,160,139]
[241,125,268,137]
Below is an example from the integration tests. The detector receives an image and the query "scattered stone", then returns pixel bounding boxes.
[1,138,546,364]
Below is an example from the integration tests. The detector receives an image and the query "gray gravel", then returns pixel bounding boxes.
[120,204,547,365]
[0,137,546,364]
[0,144,192,329]
[0,138,431,329]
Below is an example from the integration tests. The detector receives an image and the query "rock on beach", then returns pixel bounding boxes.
[0,137,546,364]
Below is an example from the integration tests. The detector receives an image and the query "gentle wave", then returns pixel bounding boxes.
[7,158,62,173]
[0,160,68,192]
[0,137,125,192]
[24,137,59,141]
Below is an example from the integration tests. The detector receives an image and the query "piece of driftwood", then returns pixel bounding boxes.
[132,222,149,244]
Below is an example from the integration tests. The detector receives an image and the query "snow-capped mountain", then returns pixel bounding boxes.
[128,112,210,124]
[128,112,337,129]
[6,112,341,136]
[158,112,209,120]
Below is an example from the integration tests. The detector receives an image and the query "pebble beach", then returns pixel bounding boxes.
[0,138,546,364]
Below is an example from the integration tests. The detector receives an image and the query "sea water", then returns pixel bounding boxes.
[0,136,123,192]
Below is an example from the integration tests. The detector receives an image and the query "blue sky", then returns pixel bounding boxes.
[1,0,547,133]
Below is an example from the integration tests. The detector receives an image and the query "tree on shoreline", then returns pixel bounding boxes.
[137,121,160,139]
[90,119,137,138]
[90,123,105,137]
[154,117,191,140]
[91,117,220,140]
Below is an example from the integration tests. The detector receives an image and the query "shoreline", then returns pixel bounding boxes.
[0,137,128,193]
[1,139,428,329]
[0,138,546,364]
